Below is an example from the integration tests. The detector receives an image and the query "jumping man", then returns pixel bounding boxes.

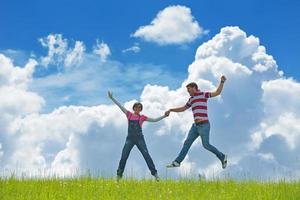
[166,76,228,169]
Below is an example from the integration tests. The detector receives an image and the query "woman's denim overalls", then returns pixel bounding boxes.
[117,114,157,177]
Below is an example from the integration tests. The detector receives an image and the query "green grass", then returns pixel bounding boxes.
[1,177,299,200]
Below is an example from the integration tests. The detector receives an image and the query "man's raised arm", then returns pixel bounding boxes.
[210,75,226,98]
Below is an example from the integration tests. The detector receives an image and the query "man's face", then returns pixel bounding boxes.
[187,86,197,96]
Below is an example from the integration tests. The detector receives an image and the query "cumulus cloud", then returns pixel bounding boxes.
[249,79,300,148]
[1,26,300,181]
[261,78,300,117]
[133,5,207,45]
[0,55,37,88]
[131,26,284,179]
[0,55,44,118]
[0,54,45,174]
[132,26,298,180]
[93,40,111,62]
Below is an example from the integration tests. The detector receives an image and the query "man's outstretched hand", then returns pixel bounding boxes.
[108,91,113,99]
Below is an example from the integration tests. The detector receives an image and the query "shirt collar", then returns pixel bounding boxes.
[192,90,201,97]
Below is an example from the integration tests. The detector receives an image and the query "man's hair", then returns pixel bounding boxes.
[133,102,143,111]
[186,82,198,90]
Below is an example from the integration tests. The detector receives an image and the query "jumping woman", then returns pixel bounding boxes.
[108,91,168,181]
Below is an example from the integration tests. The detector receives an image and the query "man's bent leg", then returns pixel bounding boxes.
[200,123,225,162]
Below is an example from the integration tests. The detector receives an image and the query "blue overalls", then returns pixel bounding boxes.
[117,115,157,177]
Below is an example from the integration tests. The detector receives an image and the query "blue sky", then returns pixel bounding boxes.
[1,0,299,79]
[1,1,300,180]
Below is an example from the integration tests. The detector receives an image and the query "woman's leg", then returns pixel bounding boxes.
[136,137,157,175]
[117,139,135,177]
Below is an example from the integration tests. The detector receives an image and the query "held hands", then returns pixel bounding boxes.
[165,110,171,117]
[107,91,113,99]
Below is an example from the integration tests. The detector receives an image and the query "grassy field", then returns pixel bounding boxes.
[1,177,299,200]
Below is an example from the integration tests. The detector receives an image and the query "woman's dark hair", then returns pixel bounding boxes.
[133,102,143,111]
[186,82,198,90]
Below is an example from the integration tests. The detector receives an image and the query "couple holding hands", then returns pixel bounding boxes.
[108,76,228,181]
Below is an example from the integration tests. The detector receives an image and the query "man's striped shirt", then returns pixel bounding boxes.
[185,90,211,121]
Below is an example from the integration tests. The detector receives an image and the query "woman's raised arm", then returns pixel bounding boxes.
[108,91,127,115]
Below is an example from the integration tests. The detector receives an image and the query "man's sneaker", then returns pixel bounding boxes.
[166,161,180,168]
[116,175,122,182]
[222,155,228,169]
[153,173,160,182]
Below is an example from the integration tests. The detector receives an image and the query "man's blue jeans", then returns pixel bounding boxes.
[175,122,225,163]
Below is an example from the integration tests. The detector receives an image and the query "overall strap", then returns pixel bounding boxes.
[128,112,132,123]
[137,114,142,128]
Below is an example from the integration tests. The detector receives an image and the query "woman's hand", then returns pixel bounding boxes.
[108,91,113,99]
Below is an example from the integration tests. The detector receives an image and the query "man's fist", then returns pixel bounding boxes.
[221,75,226,83]
[108,91,113,99]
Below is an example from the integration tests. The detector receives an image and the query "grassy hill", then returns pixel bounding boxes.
[1,177,299,199]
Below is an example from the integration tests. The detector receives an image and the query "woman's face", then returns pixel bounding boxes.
[133,105,142,114]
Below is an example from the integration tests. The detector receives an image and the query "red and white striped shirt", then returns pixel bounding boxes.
[185,90,211,122]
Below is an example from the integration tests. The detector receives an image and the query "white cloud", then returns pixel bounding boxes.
[0,54,37,88]
[93,40,111,62]
[5,104,129,176]
[50,134,80,176]
[0,54,44,119]
[0,86,44,117]
[248,78,300,151]
[252,46,278,73]
[133,5,207,45]
[39,34,68,66]
[64,41,85,68]
[0,54,45,173]
[261,78,300,117]
[122,43,141,53]
[1,26,300,181]
[39,34,85,69]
